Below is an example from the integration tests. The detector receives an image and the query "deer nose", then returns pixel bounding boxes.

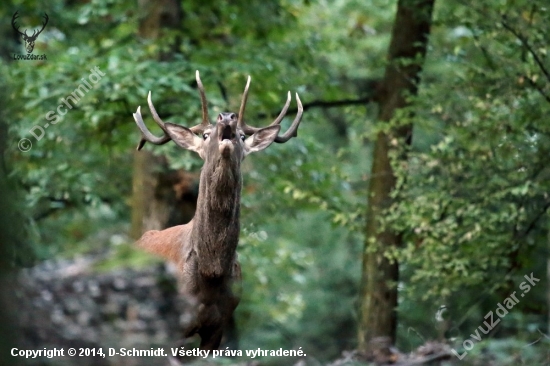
[217,113,237,123]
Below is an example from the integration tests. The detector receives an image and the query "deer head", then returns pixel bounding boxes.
[133,70,302,167]
[12,11,49,54]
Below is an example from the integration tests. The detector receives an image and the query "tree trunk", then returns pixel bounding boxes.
[131,153,198,238]
[358,0,435,354]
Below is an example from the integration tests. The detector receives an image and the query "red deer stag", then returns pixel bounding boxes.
[132,71,303,350]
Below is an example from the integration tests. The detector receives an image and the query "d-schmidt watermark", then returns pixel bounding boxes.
[452,272,540,360]
[18,66,106,152]
[12,11,48,60]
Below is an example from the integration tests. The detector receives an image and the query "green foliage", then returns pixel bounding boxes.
[385,0,550,352]
[3,0,550,362]
[237,211,361,360]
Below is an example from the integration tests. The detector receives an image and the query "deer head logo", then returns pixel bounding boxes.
[12,11,49,54]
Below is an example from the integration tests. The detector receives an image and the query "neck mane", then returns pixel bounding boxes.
[192,158,242,278]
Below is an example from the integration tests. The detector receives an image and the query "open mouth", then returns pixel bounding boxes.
[220,124,234,141]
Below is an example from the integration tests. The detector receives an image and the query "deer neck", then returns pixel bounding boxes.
[192,158,242,279]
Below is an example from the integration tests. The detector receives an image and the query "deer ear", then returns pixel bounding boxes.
[165,123,203,155]
[244,125,281,155]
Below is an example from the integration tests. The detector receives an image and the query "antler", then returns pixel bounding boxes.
[133,70,211,150]
[195,70,210,129]
[237,76,303,143]
[11,12,48,39]
[29,13,48,39]
[11,11,25,37]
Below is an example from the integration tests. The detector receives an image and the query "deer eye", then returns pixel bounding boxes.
[203,133,210,140]
[240,134,245,142]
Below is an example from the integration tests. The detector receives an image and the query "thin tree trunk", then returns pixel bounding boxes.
[131,153,199,237]
[358,0,435,355]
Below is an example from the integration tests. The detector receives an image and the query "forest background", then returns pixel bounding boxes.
[1,0,549,364]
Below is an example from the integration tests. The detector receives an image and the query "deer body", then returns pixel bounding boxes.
[133,72,303,350]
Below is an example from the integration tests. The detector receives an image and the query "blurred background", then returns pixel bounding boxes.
[1,0,549,365]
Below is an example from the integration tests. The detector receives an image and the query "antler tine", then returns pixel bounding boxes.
[38,13,48,34]
[237,76,290,135]
[274,93,303,143]
[193,70,210,133]
[237,80,303,143]
[12,11,25,36]
[147,91,168,131]
[269,91,291,126]
[133,105,171,151]
[237,75,251,132]
[133,91,172,150]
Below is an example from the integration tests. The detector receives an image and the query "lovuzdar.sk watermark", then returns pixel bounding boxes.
[11,10,48,60]
[452,272,540,360]
[14,53,47,61]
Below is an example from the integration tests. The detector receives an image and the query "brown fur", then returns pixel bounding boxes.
[136,224,191,269]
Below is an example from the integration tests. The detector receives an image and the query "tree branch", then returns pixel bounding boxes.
[519,200,550,240]
[260,95,374,119]
[523,74,550,104]
[501,17,550,83]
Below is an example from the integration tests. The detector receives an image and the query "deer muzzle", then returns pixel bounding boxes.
[218,123,236,158]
